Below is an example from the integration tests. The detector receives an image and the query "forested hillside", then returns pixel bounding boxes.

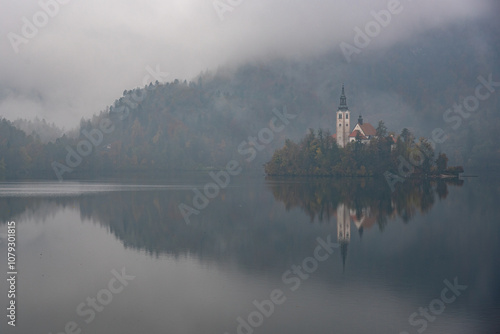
[0,20,499,179]
[12,118,64,144]
[0,65,323,179]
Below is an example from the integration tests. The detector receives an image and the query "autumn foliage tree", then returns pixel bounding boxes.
[265,126,458,178]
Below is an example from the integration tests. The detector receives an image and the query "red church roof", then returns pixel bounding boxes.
[333,120,377,142]
[359,123,376,136]
[349,130,367,139]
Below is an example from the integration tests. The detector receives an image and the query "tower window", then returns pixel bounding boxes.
[346,114,349,119]
[339,114,342,119]
[339,124,341,127]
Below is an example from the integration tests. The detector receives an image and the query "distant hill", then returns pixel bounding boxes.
[0,19,499,179]
[12,117,64,144]
[0,118,46,179]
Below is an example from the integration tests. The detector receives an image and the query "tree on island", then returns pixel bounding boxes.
[264,125,463,178]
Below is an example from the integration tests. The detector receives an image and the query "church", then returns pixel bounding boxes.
[332,85,377,147]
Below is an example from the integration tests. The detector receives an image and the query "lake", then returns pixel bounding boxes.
[0,174,499,334]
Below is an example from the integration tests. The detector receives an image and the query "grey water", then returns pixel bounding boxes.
[0,174,499,334]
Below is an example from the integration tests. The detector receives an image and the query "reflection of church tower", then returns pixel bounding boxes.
[337,203,350,270]
[337,203,351,242]
[336,84,350,148]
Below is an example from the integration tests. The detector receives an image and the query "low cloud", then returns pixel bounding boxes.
[0,0,493,127]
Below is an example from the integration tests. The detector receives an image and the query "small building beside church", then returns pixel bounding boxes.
[332,85,377,147]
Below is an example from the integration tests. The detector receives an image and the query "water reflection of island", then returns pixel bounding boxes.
[0,177,463,272]
[267,177,464,268]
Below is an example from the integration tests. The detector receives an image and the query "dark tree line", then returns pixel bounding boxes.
[264,124,462,177]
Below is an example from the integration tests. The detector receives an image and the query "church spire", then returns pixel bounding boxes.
[338,84,348,111]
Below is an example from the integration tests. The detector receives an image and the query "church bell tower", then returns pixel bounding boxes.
[336,84,350,148]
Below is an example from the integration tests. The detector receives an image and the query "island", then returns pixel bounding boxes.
[264,85,464,180]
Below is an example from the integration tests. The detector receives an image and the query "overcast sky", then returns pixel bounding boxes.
[0,0,494,128]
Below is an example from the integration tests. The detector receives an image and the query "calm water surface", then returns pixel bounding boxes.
[0,174,499,334]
